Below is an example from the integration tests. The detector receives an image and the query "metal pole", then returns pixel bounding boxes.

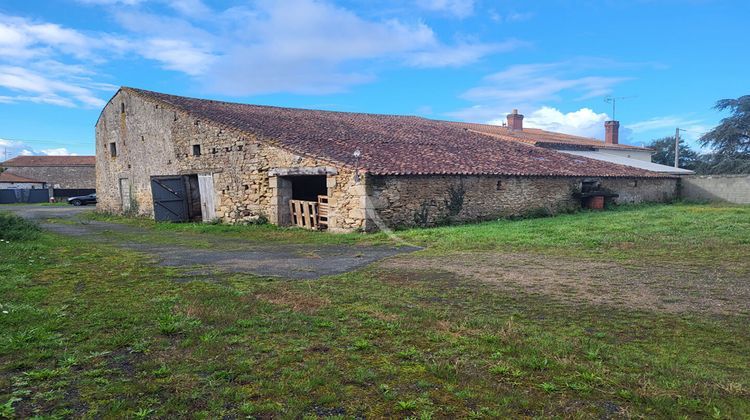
[674,128,680,168]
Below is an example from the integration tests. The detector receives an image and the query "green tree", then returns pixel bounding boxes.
[696,95,750,173]
[700,95,750,157]
[647,136,702,169]
[693,153,750,174]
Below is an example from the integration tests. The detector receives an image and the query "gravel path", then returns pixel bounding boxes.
[4,204,418,279]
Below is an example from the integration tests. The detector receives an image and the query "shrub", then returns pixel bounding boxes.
[0,212,41,241]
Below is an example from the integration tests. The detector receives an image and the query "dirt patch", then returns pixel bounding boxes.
[380,252,750,316]
[253,288,330,314]
[377,268,461,287]
[107,348,144,377]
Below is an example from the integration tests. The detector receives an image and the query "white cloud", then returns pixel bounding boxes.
[0,139,77,160]
[0,139,25,159]
[78,0,208,15]
[489,10,534,23]
[463,62,630,103]
[76,0,145,5]
[194,0,511,94]
[167,0,212,17]
[627,115,710,143]
[0,14,120,107]
[40,148,77,156]
[0,65,112,108]
[449,59,632,123]
[3,0,521,102]
[406,39,526,68]
[492,106,610,138]
[627,116,701,133]
[0,14,103,60]
[140,39,216,76]
[202,0,437,94]
[416,0,475,18]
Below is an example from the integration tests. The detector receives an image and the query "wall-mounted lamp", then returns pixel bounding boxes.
[353,149,362,183]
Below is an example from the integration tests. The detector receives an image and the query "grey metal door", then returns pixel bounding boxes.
[150,176,188,222]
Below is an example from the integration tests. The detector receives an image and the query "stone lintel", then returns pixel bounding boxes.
[268,166,338,177]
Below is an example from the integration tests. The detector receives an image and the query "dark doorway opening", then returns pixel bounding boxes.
[289,175,327,201]
[184,174,202,222]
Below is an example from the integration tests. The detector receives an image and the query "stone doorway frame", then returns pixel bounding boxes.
[268,166,338,227]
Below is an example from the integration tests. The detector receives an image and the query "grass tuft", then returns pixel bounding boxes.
[0,212,41,241]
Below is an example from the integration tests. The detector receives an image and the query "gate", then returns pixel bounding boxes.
[150,176,189,222]
[0,189,50,204]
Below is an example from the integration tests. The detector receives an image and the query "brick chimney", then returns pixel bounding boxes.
[507,109,524,131]
[605,120,620,145]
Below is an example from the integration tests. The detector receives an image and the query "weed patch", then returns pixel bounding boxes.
[0,212,40,241]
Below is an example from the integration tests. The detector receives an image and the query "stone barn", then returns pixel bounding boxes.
[1,155,96,199]
[96,87,678,232]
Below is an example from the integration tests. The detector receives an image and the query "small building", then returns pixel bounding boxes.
[0,172,50,204]
[0,155,96,199]
[96,88,679,232]
[452,113,694,175]
[0,172,46,189]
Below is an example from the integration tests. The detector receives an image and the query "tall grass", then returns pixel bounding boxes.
[0,212,41,241]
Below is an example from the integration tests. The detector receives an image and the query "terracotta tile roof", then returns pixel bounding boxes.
[1,155,95,167]
[125,87,669,178]
[448,121,650,151]
[0,172,45,183]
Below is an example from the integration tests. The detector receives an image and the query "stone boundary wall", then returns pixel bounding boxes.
[680,175,750,204]
[367,175,678,229]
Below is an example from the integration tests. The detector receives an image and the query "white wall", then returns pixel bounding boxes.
[0,182,46,190]
[597,149,653,162]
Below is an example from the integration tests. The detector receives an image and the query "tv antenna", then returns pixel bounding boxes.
[604,95,636,120]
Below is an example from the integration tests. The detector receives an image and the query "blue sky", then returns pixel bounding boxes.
[0,0,747,157]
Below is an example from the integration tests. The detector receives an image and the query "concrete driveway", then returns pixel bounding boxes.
[3,204,418,279]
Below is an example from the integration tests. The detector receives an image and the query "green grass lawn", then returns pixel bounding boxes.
[1,205,749,418]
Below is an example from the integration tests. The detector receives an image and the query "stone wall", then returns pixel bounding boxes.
[367,175,678,229]
[602,177,679,204]
[680,175,750,204]
[4,166,94,189]
[96,90,366,231]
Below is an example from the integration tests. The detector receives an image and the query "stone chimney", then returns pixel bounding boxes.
[506,109,524,131]
[605,120,620,145]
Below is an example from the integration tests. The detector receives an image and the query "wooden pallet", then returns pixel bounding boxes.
[289,199,319,229]
[317,195,329,230]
